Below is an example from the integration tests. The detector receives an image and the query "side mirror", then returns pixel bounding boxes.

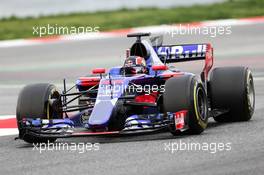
[92,68,106,78]
[152,65,168,71]
[92,68,106,74]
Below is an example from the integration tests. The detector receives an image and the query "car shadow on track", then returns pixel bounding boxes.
[56,120,233,144]
[15,120,243,148]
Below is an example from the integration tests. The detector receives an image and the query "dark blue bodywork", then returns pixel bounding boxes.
[24,40,207,136]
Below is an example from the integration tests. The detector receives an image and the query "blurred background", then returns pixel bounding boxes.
[0,0,225,18]
[0,1,264,175]
[0,0,263,40]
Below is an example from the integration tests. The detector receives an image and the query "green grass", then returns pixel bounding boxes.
[0,0,263,40]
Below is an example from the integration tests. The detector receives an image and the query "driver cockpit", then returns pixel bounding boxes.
[121,56,148,75]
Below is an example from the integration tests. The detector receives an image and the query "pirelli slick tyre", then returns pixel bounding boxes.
[164,75,208,135]
[210,67,255,122]
[16,83,62,144]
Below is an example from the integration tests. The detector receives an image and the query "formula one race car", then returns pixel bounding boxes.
[16,33,255,143]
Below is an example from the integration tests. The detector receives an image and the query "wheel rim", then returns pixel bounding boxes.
[247,75,255,112]
[196,87,207,120]
[47,88,61,119]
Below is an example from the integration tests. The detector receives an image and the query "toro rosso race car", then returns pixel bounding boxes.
[16,33,255,143]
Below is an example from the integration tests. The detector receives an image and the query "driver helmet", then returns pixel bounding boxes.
[123,56,147,74]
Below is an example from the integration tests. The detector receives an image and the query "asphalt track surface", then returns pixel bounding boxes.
[0,23,264,175]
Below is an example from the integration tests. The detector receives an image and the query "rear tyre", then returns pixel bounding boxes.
[16,83,62,144]
[164,75,208,135]
[210,67,255,122]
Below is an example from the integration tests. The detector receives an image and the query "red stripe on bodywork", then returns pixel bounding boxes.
[72,131,119,136]
[0,118,17,128]
[203,43,213,81]
[161,72,184,79]
[79,77,101,86]
[135,92,158,104]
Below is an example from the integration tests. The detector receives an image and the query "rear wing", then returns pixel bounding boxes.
[154,44,209,62]
[154,43,213,81]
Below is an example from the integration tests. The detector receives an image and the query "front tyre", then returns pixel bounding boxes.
[164,75,208,135]
[16,83,62,144]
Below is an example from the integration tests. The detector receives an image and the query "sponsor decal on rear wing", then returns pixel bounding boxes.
[155,43,214,82]
[154,44,208,63]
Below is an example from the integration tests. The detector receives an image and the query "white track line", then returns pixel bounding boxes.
[0,129,18,136]
[254,77,264,81]
[0,83,76,89]
[0,115,16,119]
